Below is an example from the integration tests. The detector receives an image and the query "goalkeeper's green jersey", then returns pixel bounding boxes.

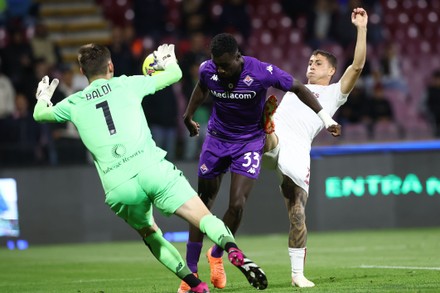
[42,69,179,193]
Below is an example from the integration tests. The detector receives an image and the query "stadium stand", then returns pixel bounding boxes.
[1,0,439,165]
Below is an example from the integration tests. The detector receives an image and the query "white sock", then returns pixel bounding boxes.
[288,247,306,277]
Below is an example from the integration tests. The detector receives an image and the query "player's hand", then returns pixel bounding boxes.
[153,44,177,70]
[36,75,59,106]
[317,109,341,137]
[327,124,342,137]
[184,117,200,137]
[351,7,368,28]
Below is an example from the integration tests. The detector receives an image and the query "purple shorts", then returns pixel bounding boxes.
[198,134,265,179]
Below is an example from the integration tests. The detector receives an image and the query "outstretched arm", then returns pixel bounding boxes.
[33,76,59,123]
[152,62,182,92]
[290,79,323,113]
[149,44,183,91]
[340,7,368,94]
[290,79,341,136]
[183,81,209,137]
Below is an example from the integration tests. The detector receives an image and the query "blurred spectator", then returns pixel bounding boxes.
[99,0,131,27]
[214,0,251,42]
[30,21,62,70]
[179,32,211,160]
[281,0,312,22]
[336,83,369,125]
[0,57,15,120]
[182,62,211,161]
[363,0,384,46]
[305,0,339,49]
[0,92,44,165]
[179,32,209,78]
[109,25,136,76]
[122,23,146,74]
[132,0,167,42]
[424,70,440,137]
[16,57,50,109]
[179,0,212,37]
[13,58,61,164]
[377,43,408,93]
[4,0,37,28]
[364,83,395,136]
[0,26,34,87]
[142,85,179,161]
[334,0,359,48]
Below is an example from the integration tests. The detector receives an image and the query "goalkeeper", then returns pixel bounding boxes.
[33,43,266,293]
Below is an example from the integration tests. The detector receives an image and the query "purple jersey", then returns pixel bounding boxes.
[199,56,294,142]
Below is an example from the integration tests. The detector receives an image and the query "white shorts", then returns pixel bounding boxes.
[262,140,311,194]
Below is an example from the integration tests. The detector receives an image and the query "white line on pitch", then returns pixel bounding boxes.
[358,265,440,271]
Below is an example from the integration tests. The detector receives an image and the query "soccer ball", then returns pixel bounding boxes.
[142,53,163,76]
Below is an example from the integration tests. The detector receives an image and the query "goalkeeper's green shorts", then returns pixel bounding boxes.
[105,158,196,230]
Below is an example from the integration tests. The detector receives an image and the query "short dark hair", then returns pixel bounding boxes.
[312,49,337,70]
[210,33,238,58]
[78,44,111,79]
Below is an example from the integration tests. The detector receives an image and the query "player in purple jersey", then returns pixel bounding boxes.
[178,33,341,292]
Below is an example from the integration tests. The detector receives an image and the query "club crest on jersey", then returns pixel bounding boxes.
[243,75,254,86]
[200,163,209,174]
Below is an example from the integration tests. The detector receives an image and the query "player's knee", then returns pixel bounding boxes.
[281,178,308,204]
[227,202,245,218]
[199,192,216,208]
[137,225,160,239]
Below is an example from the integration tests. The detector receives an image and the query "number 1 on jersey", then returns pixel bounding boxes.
[96,101,117,135]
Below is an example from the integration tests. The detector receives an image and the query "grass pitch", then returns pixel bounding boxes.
[1,227,439,293]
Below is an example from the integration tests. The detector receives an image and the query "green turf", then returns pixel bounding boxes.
[1,227,439,293]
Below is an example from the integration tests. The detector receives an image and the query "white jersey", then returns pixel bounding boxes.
[273,82,348,193]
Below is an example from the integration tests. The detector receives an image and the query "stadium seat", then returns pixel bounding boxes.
[404,119,434,140]
[372,120,401,142]
[341,123,370,144]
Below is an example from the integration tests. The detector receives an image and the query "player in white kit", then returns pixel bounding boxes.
[262,7,368,288]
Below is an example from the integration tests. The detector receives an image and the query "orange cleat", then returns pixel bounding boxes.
[206,247,227,289]
[263,95,278,134]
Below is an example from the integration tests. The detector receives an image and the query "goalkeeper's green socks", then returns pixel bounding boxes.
[143,229,193,279]
[199,214,236,249]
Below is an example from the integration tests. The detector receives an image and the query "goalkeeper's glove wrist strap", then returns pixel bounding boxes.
[37,95,53,107]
